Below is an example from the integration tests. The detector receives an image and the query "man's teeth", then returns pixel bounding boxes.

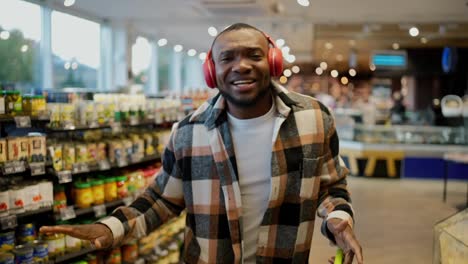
[233,80,254,85]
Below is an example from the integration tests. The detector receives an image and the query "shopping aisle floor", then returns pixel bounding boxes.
[308,177,466,264]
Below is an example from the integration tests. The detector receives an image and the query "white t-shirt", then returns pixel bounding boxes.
[227,104,276,263]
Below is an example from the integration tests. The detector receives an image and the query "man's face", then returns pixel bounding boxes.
[212,29,271,107]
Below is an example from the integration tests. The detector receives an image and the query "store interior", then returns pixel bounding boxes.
[0,0,467,263]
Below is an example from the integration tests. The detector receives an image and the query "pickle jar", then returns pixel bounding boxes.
[116,176,128,199]
[91,179,105,205]
[4,90,22,115]
[74,182,93,209]
[104,177,117,202]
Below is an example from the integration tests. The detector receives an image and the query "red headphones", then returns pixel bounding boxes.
[203,32,283,88]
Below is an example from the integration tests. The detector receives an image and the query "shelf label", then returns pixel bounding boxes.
[59,206,76,221]
[30,162,46,176]
[122,197,133,206]
[2,161,26,175]
[98,160,111,171]
[117,159,128,168]
[0,215,17,230]
[93,204,106,218]
[72,163,89,174]
[130,154,142,164]
[14,116,31,128]
[129,116,139,126]
[57,170,72,184]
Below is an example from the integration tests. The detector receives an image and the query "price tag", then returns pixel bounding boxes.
[14,116,31,128]
[0,215,17,230]
[130,116,139,126]
[117,159,128,168]
[2,161,25,175]
[59,206,76,221]
[30,162,46,176]
[98,160,111,171]
[72,163,89,174]
[57,171,72,184]
[111,123,122,133]
[93,204,107,218]
[122,197,133,206]
[89,121,99,128]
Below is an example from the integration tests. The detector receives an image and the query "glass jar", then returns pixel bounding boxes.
[108,247,121,264]
[53,184,67,213]
[121,240,138,263]
[104,177,117,202]
[91,179,105,205]
[116,176,128,199]
[42,233,65,257]
[22,95,33,115]
[32,95,46,116]
[65,234,82,252]
[3,90,22,115]
[74,182,93,209]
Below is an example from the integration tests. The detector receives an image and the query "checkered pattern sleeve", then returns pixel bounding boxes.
[100,125,185,247]
[316,112,355,242]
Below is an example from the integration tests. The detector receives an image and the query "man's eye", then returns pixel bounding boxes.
[251,54,262,60]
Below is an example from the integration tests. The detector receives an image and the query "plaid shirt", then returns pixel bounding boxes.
[101,82,354,263]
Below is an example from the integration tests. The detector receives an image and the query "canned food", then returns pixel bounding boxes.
[0,231,15,251]
[12,244,33,264]
[16,223,36,244]
[32,240,48,263]
[0,252,14,264]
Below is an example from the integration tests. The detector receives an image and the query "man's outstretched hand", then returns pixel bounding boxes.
[40,224,113,249]
[326,218,363,264]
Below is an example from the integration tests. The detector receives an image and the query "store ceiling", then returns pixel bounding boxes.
[46,0,468,72]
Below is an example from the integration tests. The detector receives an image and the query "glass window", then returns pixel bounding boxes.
[131,36,152,91]
[0,0,41,93]
[158,46,171,94]
[51,11,100,89]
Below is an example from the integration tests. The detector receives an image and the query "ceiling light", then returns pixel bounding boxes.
[349,68,356,77]
[336,54,343,62]
[421,37,428,44]
[208,26,218,37]
[341,76,349,85]
[291,65,300,73]
[433,98,440,106]
[71,62,78,70]
[21,45,28,53]
[157,38,167,47]
[276,38,285,48]
[315,67,323,75]
[279,76,288,84]
[297,0,310,7]
[0,31,10,40]
[392,43,400,50]
[63,0,75,7]
[187,49,197,56]
[370,64,376,71]
[281,46,290,54]
[283,69,292,77]
[174,45,183,52]
[325,42,333,50]
[330,70,339,78]
[285,54,296,63]
[64,62,71,70]
[320,62,328,70]
[199,52,207,60]
[409,27,419,37]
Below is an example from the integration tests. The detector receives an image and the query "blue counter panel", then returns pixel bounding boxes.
[403,157,467,180]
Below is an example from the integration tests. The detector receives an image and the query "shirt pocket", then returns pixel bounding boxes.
[299,156,325,200]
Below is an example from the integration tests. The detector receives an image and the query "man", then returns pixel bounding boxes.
[41,23,363,264]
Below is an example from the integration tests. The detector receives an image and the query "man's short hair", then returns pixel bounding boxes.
[211,23,264,49]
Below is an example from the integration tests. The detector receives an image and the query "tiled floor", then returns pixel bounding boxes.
[308,177,467,264]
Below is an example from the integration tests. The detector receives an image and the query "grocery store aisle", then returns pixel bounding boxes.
[309,177,466,264]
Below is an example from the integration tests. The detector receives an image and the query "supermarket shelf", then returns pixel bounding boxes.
[45,119,169,132]
[0,206,53,230]
[0,115,50,123]
[51,247,95,264]
[54,198,132,221]
[17,206,53,219]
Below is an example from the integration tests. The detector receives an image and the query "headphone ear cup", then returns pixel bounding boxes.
[268,47,283,77]
[203,52,217,88]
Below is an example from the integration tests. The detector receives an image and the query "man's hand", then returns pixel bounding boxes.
[326,218,363,264]
[40,224,113,249]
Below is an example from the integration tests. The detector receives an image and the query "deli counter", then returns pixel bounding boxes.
[336,118,468,179]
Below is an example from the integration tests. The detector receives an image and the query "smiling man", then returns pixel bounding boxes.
[41,23,363,264]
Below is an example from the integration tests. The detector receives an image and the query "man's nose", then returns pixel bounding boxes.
[232,57,252,73]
